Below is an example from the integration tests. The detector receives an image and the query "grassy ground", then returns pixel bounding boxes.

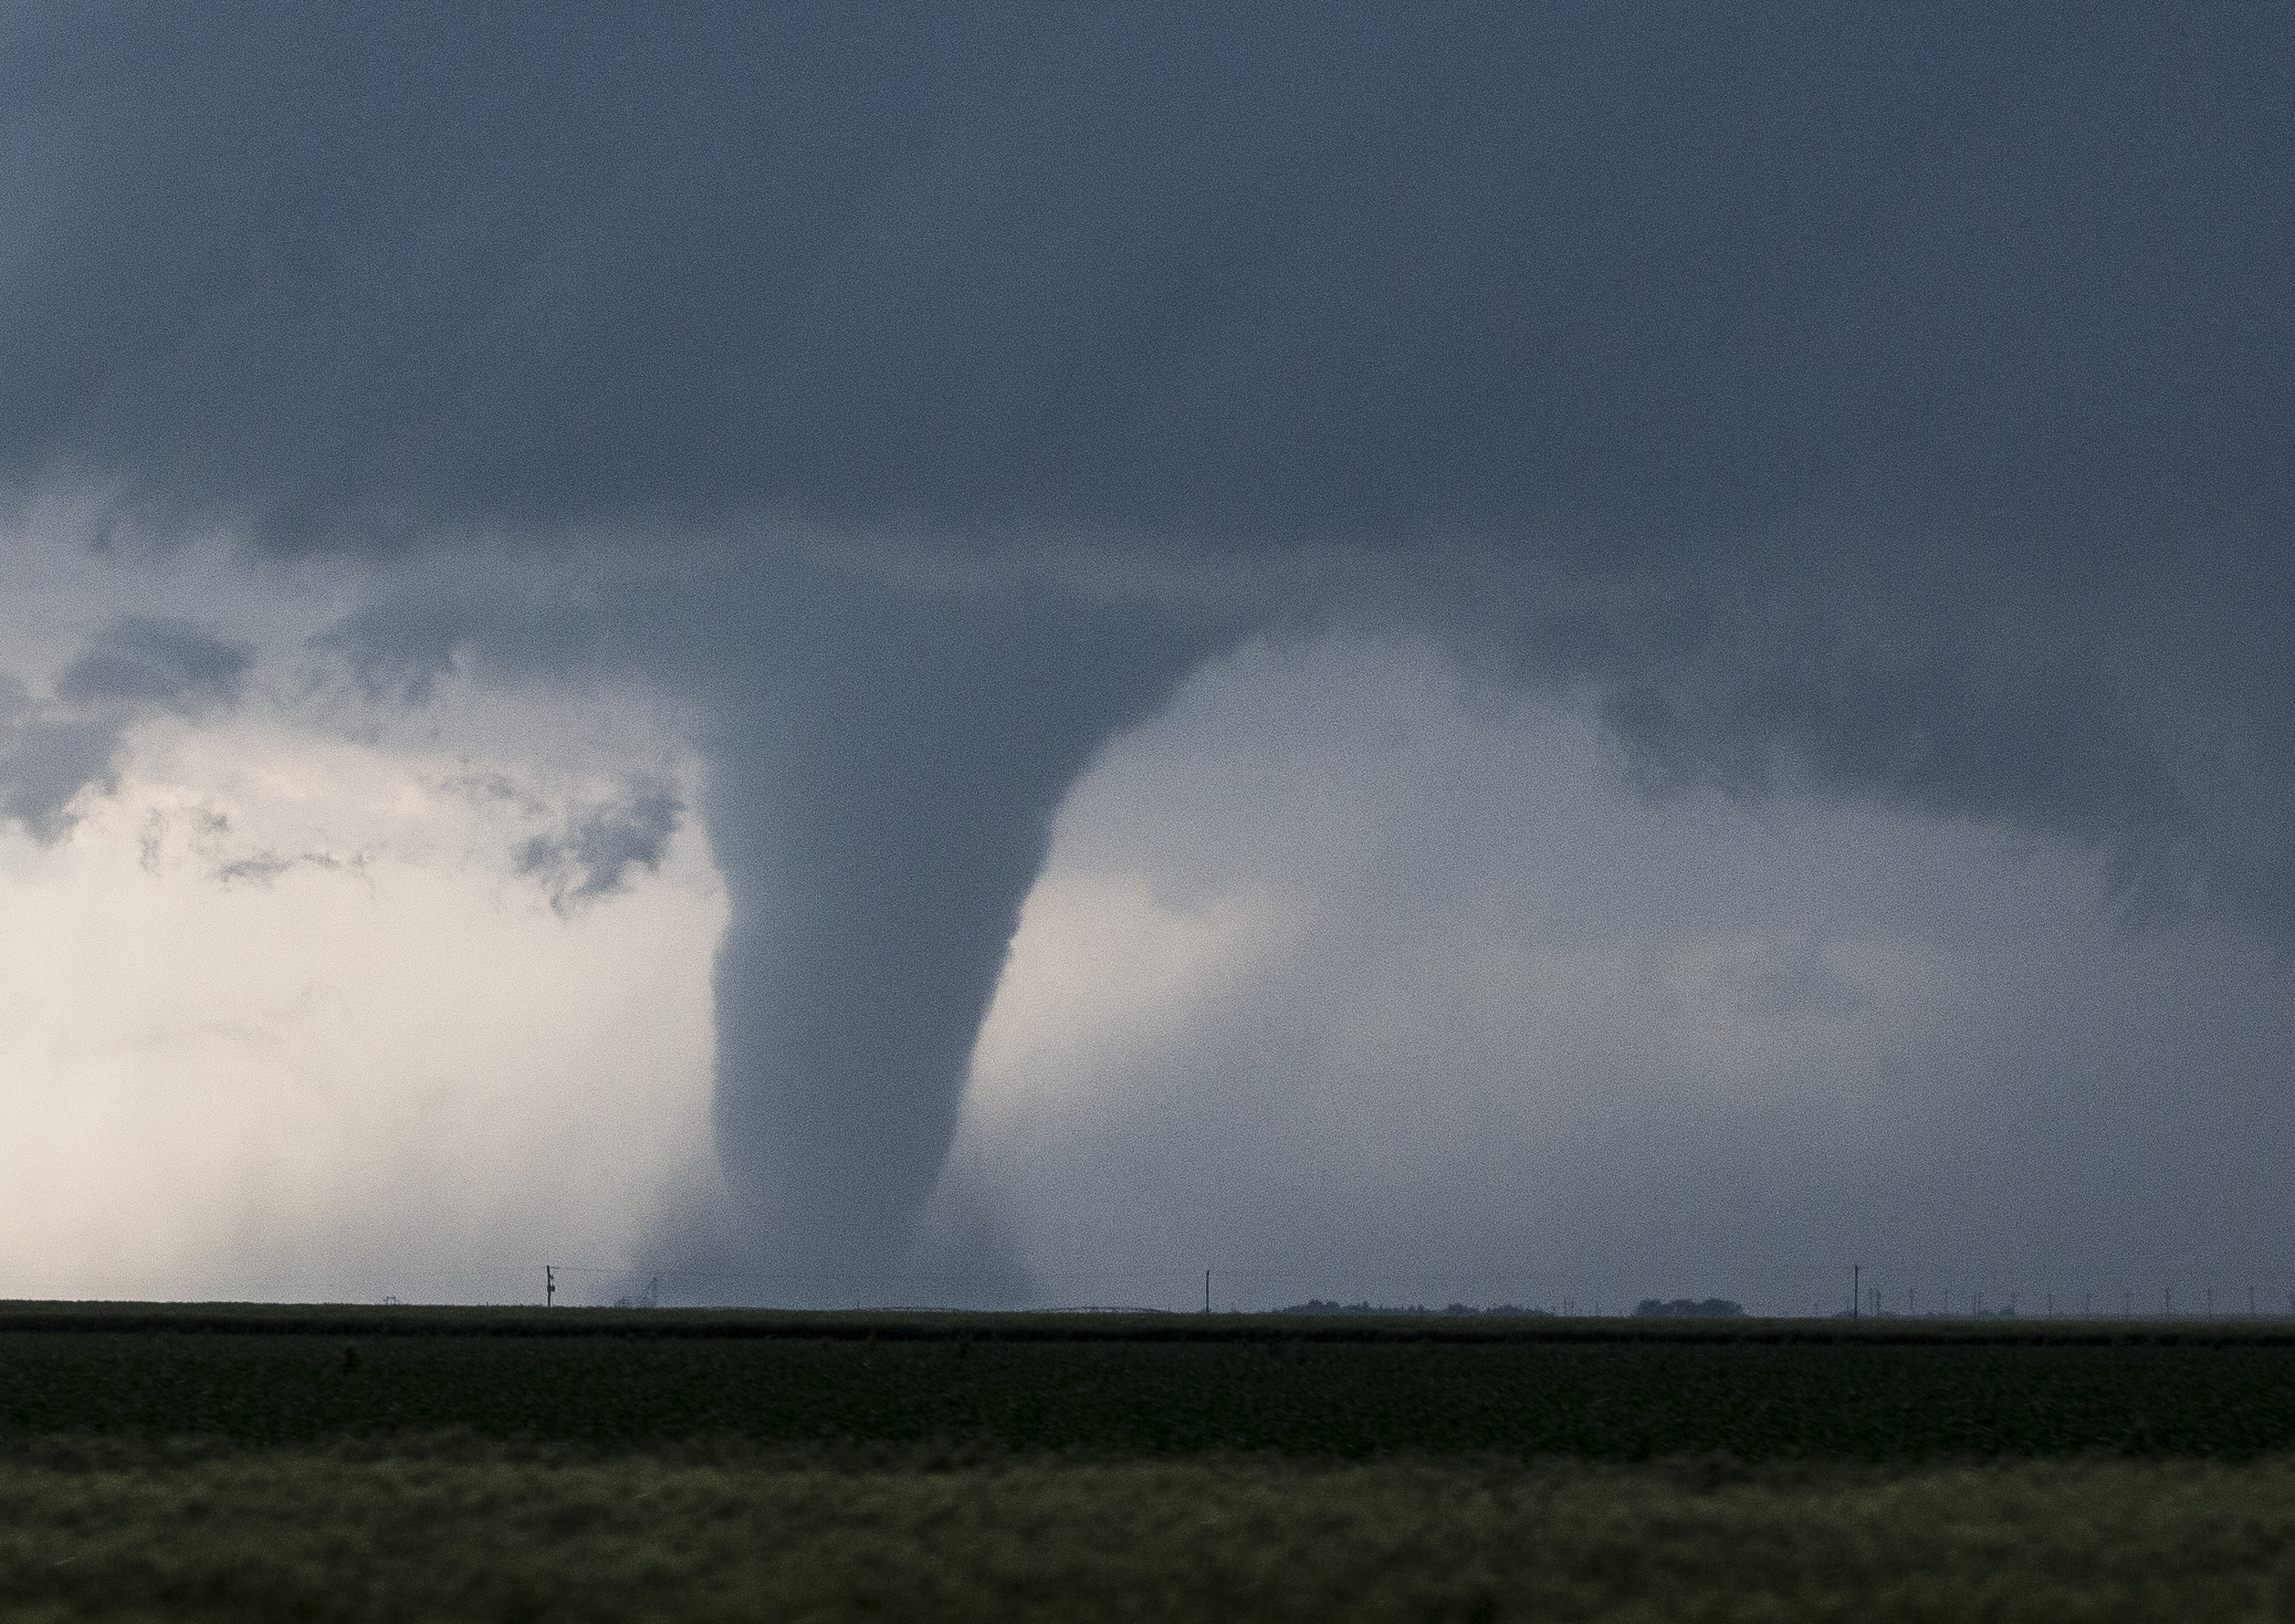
[5,1306,2292,1619]
[1,1444,2291,1621]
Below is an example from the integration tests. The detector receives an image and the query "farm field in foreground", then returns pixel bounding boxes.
[2,1446,2292,1622]
[5,1305,2293,1621]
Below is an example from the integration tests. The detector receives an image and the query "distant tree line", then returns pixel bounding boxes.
[1631,1298,1745,1319]
[1276,1300,1553,1317]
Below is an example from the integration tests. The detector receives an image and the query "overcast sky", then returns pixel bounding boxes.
[1,4,2290,1310]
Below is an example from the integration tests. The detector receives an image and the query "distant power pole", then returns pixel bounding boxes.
[545,1265,556,1308]
[1204,1270,1210,1314]
[1851,1264,1860,1320]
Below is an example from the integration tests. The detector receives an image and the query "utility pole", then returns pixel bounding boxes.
[1204,1270,1210,1314]
[546,1265,555,1308]
[1851,1264,1860,1320]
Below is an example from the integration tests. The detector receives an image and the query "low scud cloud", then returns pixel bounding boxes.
[0,5,2290,1303]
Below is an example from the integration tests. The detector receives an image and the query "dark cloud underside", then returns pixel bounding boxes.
[4,3,2288,559]
[54,615,250,715]
[0,616,251,839]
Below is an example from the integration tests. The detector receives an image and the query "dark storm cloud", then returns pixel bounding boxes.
[0,707,120,840]
[6,3,2292,1285]
[0,617,251,839]
[214,850,344,888]
[7,3,2287,554]
[517,776,683,913]
[55,615,252,716]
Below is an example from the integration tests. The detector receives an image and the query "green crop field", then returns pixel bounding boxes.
[3,1304,2292,1619]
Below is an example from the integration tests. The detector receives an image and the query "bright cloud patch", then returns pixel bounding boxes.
[965,870,1301,1123]
[931,637,2295,1316]
[0,706,724,1304]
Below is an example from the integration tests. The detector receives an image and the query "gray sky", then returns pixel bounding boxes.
[0,4,2290,1308]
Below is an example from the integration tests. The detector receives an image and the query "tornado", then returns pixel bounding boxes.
[683,564,1222,1291]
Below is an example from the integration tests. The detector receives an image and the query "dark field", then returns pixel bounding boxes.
[5,1305,2293,1619]
[4,1303,2292,1460]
